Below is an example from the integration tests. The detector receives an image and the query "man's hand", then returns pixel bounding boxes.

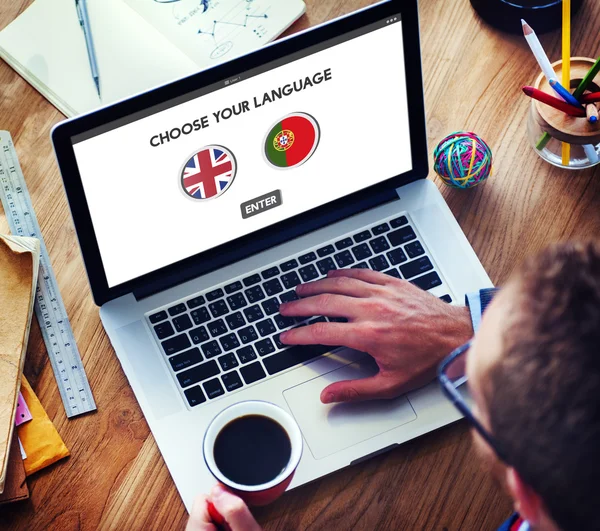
[279,268,473,404]
[186,485,261,531]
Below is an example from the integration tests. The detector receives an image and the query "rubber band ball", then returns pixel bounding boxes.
[433,132,493,189]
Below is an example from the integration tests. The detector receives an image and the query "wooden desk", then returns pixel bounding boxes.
[2,0,600,528]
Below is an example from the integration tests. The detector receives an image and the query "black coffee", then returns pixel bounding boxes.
[213,414,291,486]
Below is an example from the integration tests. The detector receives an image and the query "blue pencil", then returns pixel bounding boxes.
[549,79,582,108]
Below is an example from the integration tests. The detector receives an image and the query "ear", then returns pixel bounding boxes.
[505,467,543,526]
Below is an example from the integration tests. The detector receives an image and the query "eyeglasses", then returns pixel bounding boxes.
[437,340,508,463]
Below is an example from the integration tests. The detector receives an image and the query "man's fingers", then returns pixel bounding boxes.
[327,268,392,285]
[210,485,261,531]
[295,276,382,299]
[280,322,362,349]
[320,373,402,404]
[279,293,359,319]
[186,495,216,531]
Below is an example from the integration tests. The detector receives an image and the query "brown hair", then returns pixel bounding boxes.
[486,241,600,531]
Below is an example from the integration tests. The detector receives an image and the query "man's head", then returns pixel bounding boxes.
[467,241,600,531]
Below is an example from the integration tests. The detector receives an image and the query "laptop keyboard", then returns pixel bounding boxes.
[146,213,452,409]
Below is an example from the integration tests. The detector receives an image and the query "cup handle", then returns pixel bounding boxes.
[207,501,232,531]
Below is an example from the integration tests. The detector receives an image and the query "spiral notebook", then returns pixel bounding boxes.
[0,0,305,117]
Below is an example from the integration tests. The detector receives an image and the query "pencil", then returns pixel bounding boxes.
[549,79,582,108]
[561,0,571,165]
[522,86,586,116]
[586,103,599,123]
[521,20,557,84]
[573,57,600,100]
[580,92,600,104]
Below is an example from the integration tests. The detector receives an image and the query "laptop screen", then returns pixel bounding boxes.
[72,15,410,288]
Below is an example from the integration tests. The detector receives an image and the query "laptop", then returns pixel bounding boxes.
[51,0,492,511]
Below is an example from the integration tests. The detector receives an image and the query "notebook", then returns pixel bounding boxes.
[0,0,305,117]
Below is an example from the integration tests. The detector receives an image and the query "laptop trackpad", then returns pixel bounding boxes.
[283,357,417,460]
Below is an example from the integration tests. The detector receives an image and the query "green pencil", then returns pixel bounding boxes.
[573,57,600,100]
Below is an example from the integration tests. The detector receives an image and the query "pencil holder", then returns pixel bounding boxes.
[528,57,600,169]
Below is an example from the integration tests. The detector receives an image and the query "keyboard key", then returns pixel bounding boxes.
[236,345,257,364]
[317,245,335,257]
[352,262,369,269]
[208,319,228,337]
[238,325,258,344]
[405,240,425,259]
[256,318,277,337]
[263,344,333,375]
[167,303,186,317]
[203,378,225,399]
[281,271,301,289]
[191,307,211,325]
[390,215,408,228]
[400,257,434,279]
[384,268,402,278]
[308,316,327,325]
[411,272,442,291]
[272,333,285,350]
[173,314,193,333]
[388,226,417,247]
[225,311,246,330]
[351,243,373,260]
[186,296,205,309]
[209,299,228,318]
[335,237,353,250]
[298,252,316,264]
[280,259,298,271]
[261,266,280,279]
[245,285,266,303]
[274,314,295,330]
[440,294,453,303]
[149,310,168,324]
[219,333,240,352]
[243,274,261,287]
[243,305,264,322]
[222,371,243,392]
[206,288,224,302]
[387,248,408,265]
[256,338,276,357]
[201,340,222,358]
[184,386,206,407]
[369,236,390,254]
[218,352,239,371]
[334,250,355,268]
[162,334,191,356]
[262,297,280,315]
[169,347,203,372]
[177,359,220,387]
[153,321,174,340]
[369,255,390,272]
[316,257,336,275]
[280,290,299,303]
[299,264,319,282]
[263,278,283,296]
[224,281,243,294]
[372,222,390,235]
[354,230,371,243]
[227,292,247,310]
[240,362,267,384]
[189,326,210,344]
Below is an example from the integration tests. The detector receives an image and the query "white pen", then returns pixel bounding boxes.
[75,0,101,98]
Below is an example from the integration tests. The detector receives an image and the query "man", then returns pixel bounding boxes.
[187,241,600,531]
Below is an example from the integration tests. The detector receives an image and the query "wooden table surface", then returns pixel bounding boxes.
[2,0,600,529]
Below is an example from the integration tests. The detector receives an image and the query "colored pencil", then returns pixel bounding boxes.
[522,86,586,116]
[549,79,581,108]
[583,144,599,164]
[521,20,557,84]
[580,92,600,104]
[573,57,600,100]
[561,0,571,165]
[586,103,599,123]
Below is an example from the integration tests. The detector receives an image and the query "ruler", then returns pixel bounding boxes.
[0,131,96,418]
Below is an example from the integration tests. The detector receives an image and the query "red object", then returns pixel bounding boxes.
[522,86,586,117]
[581,91,600,104]
[229,469,297,506]
[207,501,232,531]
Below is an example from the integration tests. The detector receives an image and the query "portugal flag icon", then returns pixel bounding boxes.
[264,112,320,169]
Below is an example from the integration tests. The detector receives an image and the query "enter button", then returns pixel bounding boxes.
[240,190,282,219]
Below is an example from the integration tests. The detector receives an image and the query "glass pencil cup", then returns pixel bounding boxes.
[527,57,600,169]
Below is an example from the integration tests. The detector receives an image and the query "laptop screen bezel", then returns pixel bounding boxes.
[51,0,427,306]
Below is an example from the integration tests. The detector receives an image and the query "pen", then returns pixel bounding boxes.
[75,0,101,98]
[549,79,581,108]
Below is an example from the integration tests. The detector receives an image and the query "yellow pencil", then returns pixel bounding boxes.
[562,0,571,166]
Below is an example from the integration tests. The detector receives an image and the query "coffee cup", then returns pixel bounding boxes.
[203,400,303,506]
